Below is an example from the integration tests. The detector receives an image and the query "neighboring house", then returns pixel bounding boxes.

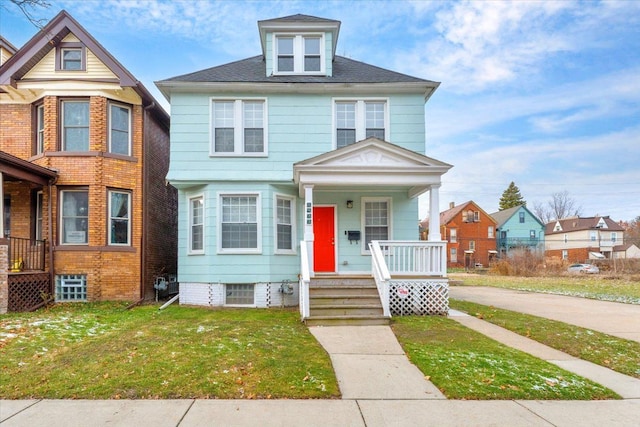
[0,10,176,313]
[0,36,17,66]
[424,201,497,268]
[490,205,545,257]
[156,14,451,316]
[544,216,627,261]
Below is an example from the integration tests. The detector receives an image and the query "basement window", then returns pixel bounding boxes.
[55,274,87,301]
[225,284,255,305]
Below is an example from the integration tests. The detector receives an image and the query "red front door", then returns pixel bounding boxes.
[313,206,335,272]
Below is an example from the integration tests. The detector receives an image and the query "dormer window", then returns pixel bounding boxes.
[274,34,324,74]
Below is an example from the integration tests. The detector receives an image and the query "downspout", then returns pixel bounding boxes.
[47,177,56,297]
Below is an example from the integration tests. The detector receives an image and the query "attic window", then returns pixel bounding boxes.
[274,34,325,75]
[56,43,86,71]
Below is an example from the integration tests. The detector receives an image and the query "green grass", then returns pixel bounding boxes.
[449,273,640,304]
[0,303,339,399]
[450,299,640,379]
[392,315,619,400]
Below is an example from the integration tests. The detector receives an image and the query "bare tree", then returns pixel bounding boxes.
[2,0,51,30]
[533,190,582,224]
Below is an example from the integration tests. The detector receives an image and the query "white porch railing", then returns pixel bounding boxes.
[376,240,447,277]
[370,240,449,317]
[299,240,310,320]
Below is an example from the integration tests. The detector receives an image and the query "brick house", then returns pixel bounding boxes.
[0,10,176,312]
[423,201,497,268]
[544,216,628,262]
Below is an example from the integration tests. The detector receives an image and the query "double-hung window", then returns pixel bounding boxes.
[211,99,266,155]
[189,196,204,253]
[109,103,131,155]
[275,195,295,253]
[36,104,45,154]
[449,228,457,243]
[519,212,525,223]
[108,190,131,245]
[334,100,387,148]
[362,198,391,251]
[488,226,494,238]
[61,100,89,151]
[274,34,324,74]
[60,190,88,245]
[219,194,261,253]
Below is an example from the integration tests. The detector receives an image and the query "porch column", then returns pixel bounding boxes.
[303,185,314,275]
[429,184,441,241]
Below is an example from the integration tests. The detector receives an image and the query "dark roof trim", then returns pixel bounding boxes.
[0,151,58,186]
[0,36,18,55]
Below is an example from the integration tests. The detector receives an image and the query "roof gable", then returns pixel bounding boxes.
[0,10,168,125]
[437,201,497,227]
[490,205,543,228]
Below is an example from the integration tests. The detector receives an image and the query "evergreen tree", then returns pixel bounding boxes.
[499,182,526,210]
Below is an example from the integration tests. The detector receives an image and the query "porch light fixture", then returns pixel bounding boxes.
[346,200,353,209]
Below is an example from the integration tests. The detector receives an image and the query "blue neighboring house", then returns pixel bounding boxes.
[156,14,452,318]
[491,205,545,256]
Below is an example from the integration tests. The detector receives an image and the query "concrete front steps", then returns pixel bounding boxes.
[305,276,390,326]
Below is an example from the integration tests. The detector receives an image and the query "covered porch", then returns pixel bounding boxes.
[293,138,452,321]
[0,151,57,313]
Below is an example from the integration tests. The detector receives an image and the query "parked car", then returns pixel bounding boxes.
[568,263,600,274]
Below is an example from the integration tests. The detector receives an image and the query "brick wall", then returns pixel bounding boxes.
[1,95,174,302]
[141,109,177,299]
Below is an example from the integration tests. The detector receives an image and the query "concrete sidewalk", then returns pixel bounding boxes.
[2,398,639,426]
[449,285,640,343]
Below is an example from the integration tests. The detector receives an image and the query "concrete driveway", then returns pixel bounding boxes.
[449,286,640,343]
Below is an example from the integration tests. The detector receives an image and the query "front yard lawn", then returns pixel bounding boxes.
[0,303,339,399]
[392,316,618,400]
[450,299,640,379]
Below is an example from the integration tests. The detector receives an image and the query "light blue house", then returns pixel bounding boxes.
[156,14,452,322]
[491,205,545,257]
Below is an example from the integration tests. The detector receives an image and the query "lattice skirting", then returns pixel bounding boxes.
[8,273,51,312]
[389,279,449,316]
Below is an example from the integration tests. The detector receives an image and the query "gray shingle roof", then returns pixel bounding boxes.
[258,14,339,24]
[159,55,435,85]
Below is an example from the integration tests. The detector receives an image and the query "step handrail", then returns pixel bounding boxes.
[299,241,310,320]
[369,241,391,317]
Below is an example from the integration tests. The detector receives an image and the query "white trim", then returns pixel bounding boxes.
[107,189,131,246]
[361,197,392,255]
[274,193,297,255]
[188,193,205,255]
[217,191,262,254]
[209,97,268,157]
[273,33,326,75]
[108,102,132,156]
[331,98,389,149]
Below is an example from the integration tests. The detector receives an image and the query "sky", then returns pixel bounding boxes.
[1,0,639,223]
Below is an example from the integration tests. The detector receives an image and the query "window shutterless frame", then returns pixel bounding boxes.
[273,33,325,75]
[217,192,261,254]
[108,102,132,156]
[210,98,267,156]
[59,189,89,245]
[56,43,86,71]
[35,103,45,155]
[60,99,90,151]
[108,190,131,246]
[188,195,204,254]
[361,197,392,254]
[333,98,389,149]
[274,194,296,254]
